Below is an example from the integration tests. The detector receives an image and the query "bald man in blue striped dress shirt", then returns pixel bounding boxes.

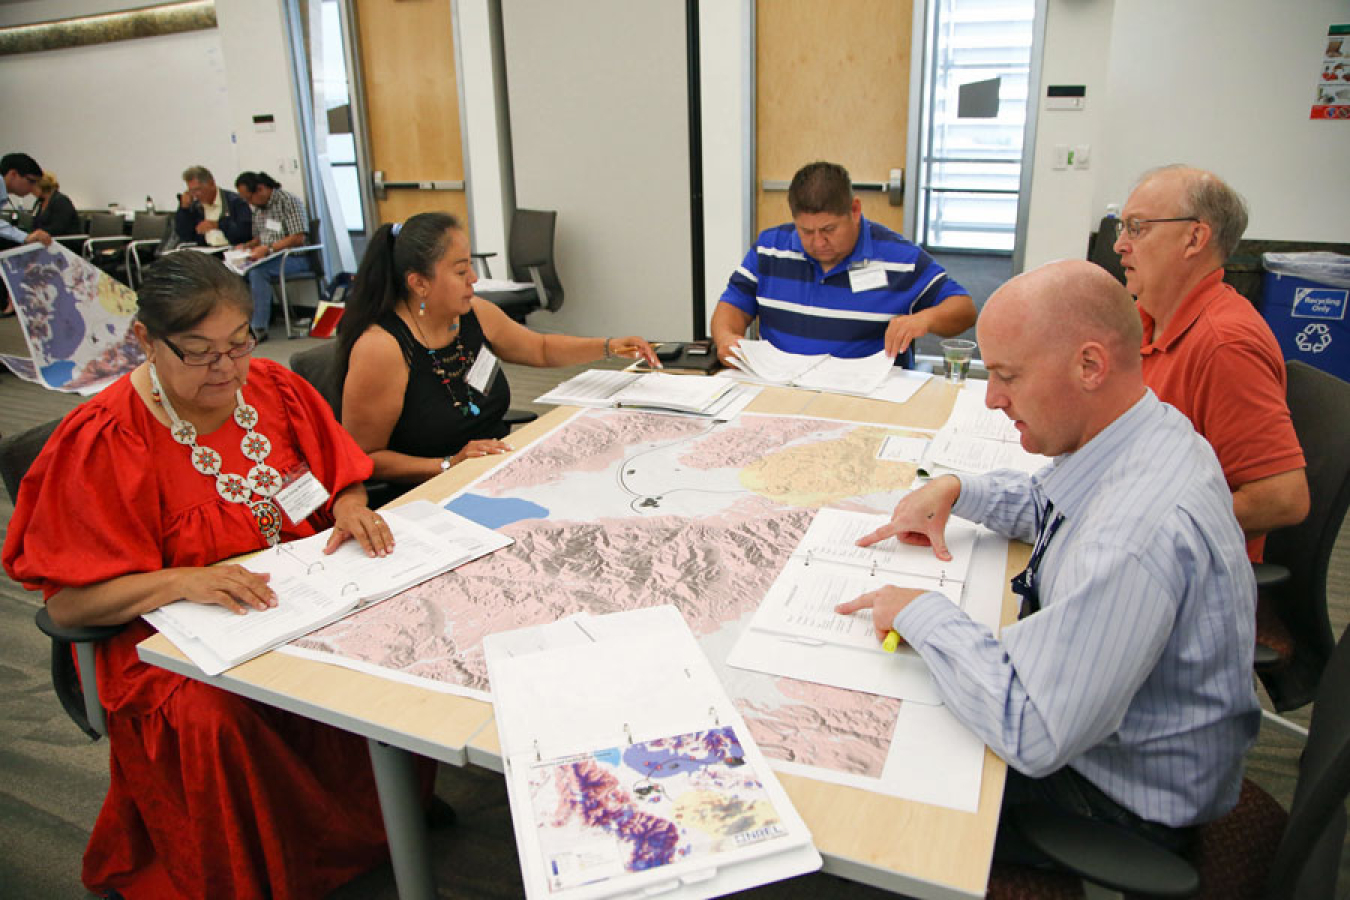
[839,259,1260,863]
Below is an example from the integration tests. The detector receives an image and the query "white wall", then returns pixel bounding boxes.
[1019,0,1115,269]
[1021,0,1350,270]
[698,1,753,336]
[501,0,691,340]
[456,0,510,268]
[1093,0,1349,242]
[0,0,304,212]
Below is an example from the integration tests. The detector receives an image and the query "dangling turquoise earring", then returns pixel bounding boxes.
[418,299,426,316]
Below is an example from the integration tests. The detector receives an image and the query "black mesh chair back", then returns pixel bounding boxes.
[506,209,563,312]
[0,418,122,740]
[290,341,344,419]
[1265,621,1350,897]
[87,212,125,238]
[1257,362,1350,710]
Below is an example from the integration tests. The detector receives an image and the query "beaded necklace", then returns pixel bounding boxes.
[148,363,284,546]
[407,306,481,418]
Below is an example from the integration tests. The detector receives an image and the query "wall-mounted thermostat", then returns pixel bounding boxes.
[1046,85,1086,111]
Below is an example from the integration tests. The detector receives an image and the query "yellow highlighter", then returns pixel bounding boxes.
[882,630,901,653]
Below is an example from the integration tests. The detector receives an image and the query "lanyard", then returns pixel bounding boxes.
[1011,499,1065,617]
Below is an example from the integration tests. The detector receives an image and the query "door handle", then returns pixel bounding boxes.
[761,170,905,206]
[371,170,465,201]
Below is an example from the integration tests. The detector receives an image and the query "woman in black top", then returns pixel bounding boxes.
[33,174,80,236]
[337,212,659,492]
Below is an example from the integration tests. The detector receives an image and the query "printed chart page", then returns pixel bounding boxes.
[729,508,983,703]
[486,606,821,900]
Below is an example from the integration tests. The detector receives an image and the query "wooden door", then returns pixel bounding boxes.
[354,0,469,231]
[756,0,913,235]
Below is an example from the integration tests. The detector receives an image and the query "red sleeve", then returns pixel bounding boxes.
[263,360,373,526]
[2,397,168,600]
[1187,340,1305,489]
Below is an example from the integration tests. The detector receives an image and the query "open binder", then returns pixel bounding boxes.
[728,507,981,704]
[143,501,511,675]
[484,606,821,900]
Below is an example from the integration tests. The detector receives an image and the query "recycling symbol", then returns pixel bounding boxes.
[1295,323,1332,354]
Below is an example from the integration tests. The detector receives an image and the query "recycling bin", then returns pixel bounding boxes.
[1260,252,1350,382]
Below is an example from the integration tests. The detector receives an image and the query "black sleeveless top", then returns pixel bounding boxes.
[379,309,512,462]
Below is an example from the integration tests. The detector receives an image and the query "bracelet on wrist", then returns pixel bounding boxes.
[604,337,614,359]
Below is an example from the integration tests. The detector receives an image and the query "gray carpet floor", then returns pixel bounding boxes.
[1,314,1346,898]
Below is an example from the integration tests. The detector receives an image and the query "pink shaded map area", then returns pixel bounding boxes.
[296,410,912,780]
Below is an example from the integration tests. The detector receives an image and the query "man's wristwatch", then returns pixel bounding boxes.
[440,456,453,472]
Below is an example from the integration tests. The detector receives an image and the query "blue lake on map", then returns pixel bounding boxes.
[445,493,550,529]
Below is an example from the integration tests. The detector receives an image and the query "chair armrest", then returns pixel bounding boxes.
[502,408,539,428]
[471,251,496,278]
[35,605,125,645]
[1253,562,1291,590]
[279,243,323,258]
[83,235,131,260]
[1009,803,1199,898]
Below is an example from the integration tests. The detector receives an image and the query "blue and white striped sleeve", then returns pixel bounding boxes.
[718,244,761,316]
[894,543,1178,777]
[952,470,1039,544]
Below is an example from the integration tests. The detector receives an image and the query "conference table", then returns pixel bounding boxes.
[139,376,1027,900]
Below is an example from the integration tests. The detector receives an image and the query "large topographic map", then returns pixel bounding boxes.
[294,409,927,788]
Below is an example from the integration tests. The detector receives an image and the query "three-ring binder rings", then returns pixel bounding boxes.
[484,606,821,900]
[143,500,512,675]
[727,507,981,703]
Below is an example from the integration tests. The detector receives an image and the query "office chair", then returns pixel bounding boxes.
[0,419,124,741]
[1252,362,1350,731]
[474,209,564,324]
[122,212,173,288]
[1086,215,1127,285]
[81,212,131,276]
[269,218,325,338]
[987,619,1350,900]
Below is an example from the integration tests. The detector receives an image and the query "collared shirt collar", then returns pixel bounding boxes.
[1035,390,1160,521]
[1140,267,1226,354]
[788,214,874,279]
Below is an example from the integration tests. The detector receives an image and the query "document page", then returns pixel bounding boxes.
[611,372,735,413]
[728,340,827,384]
[795,507,979,584]
[535,369,639,407]
[792,350,894,396]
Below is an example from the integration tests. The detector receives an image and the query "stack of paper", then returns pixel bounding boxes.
[726,340,895,396]
[729,507,981,702]
[922,389,1048,475]
[143,501,511,675]
[485,606,821,900]
[536,369,759,419]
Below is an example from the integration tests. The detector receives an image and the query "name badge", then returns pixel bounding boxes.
[849,264,888,293]
[466,346,499,394]
[265,217,282,233]
[275,466,330,524]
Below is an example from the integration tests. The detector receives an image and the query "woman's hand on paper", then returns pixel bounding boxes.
[857,474,962,561]
[327,496,395,558]
[178,565,276,615]
[835,586,927,642]
[450,439,513,468]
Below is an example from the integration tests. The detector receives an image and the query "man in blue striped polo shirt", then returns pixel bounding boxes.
[711,161,976,368]
[840,260,1260,866]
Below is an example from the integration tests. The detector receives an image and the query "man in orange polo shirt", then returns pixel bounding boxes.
[1113,165,1308,561]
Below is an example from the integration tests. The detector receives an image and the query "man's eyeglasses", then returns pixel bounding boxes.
[1113,217,1200,240]
[162,329,258,366]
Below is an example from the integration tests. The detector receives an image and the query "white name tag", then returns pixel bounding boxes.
[466,345,499,394]
[275,470,330,524]
[265,217,282,233]
[849,264,888,292]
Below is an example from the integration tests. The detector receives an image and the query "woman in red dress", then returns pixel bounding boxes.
[3,251,416,899]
